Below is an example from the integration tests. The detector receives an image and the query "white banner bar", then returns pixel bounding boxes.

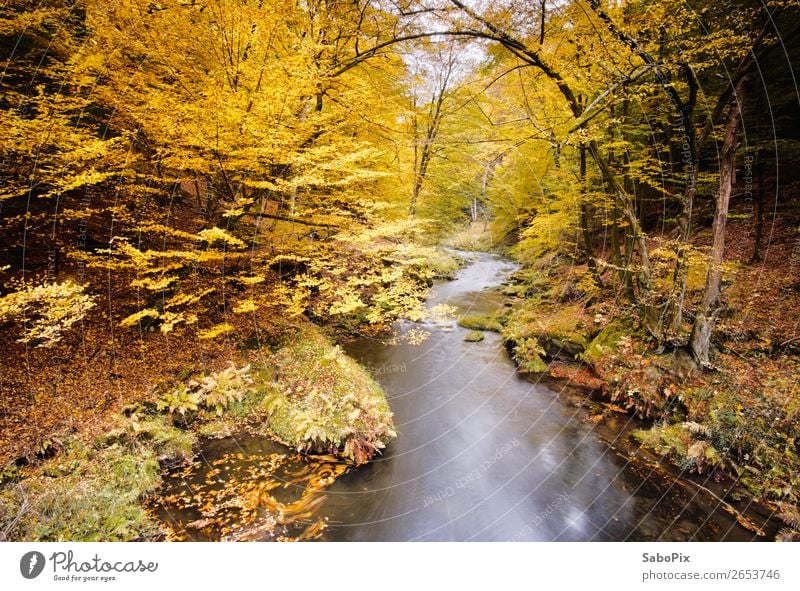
[1,542,797,590]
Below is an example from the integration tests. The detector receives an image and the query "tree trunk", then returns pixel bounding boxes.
[607,104,623,291]
[410,132,435,216]
[750,159,765,263]
[690,77,747,366]
[619,99,636,299]
[409,44,456,216]
[623,229,636,299]
[539,0,546,45]
[579,140,601,286]
[588,140,653,292]
[665,145,700,340]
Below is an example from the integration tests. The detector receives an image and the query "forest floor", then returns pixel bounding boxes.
[0,305,396,540]
[0,271,395,540]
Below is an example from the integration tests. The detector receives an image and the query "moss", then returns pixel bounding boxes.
[508,268,551,291]
[0,414,195,541]
[258,325,396,464]
[0,322,396,540]
[458,315,503,332]
[634,424,691,457]
[581,319,631,367]
[502,270,550,298]
[536,305,588,345]
[500,283,529,297]
[633,422,722,474]
[464,330,485,342]
[504,303,589,359]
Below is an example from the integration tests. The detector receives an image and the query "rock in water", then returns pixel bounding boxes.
[464,331,485,342]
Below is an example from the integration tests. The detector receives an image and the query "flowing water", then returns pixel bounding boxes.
[152,252,776,541]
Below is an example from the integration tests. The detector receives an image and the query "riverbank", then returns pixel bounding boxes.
[296,251,774,541]
[479,215,800,541]
[0,240,464,541]
[0,321,397,541]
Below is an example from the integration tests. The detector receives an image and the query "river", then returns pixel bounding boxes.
[151,251,775,541]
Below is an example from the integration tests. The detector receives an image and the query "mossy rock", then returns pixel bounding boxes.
[464,331,485,342]
[539,335,586,359]
[259,325,396,465]
[458,315,503,332]
[536,306,588,357]
[503,303,589,360]
[581,319,631,367]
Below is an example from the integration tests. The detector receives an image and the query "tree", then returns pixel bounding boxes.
[408,41,459,216]
[690,76,748,366]
[0,0,429,348]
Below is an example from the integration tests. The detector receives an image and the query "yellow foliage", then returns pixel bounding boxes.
[0,281,96,347]
[130,275,178,291]
[165,289,215,310]
[328,288,366,316]
[160,311,198,333]
[120,309,160,328]
[233,299,258,314]
[198,228,246,249]
[197,323,236,339]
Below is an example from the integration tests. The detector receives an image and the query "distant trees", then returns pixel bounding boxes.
[408,42,459,216]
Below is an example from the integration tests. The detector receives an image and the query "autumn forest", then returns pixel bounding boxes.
[1,0,799,542]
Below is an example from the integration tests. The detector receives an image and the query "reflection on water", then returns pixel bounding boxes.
[153,251,774,541]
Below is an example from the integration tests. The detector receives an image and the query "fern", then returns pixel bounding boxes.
[197,364,254,416]
[157,384,201,416]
